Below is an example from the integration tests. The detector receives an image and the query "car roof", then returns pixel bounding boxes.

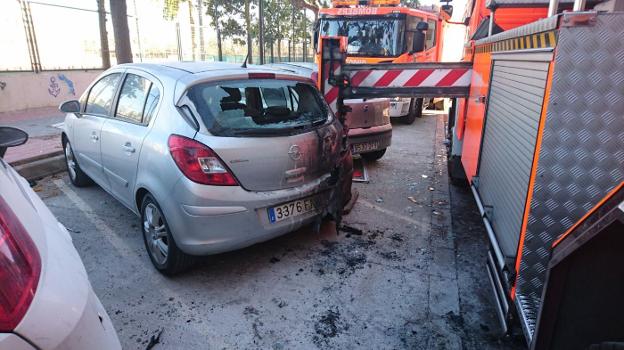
[117,61,293,77]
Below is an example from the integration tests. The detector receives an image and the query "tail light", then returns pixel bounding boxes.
[168,134,238,186]
[0,196,41,332]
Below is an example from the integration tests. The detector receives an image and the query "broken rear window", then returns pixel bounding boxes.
[186,79,331,137]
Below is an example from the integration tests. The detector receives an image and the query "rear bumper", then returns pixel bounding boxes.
[166,161,351,256]
[348,123,392,154]
[389,99,411,117]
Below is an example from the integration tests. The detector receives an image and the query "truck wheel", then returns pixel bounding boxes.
[401,98,423,124]
[141,194,196,275]
[63,139,93,187]
[361,149,386,161]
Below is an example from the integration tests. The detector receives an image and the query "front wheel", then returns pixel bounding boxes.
[141,194,195,275]
[63,140,92,187]
[400,98,423,125]
[361,149,386,161]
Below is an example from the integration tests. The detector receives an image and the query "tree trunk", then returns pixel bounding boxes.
[188,2,196,61]
[197,0,205,60]
[270,41,274,63]
[213,2,222,61]
[97,0,110,68]
[244,0,252,64]
[277,39,281,62]
[258,0,265,64]
[109,0,133,63]
[302,9,307,62]
[288,39,291,61]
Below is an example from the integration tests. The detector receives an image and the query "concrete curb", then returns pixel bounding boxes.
[12,152,66,181]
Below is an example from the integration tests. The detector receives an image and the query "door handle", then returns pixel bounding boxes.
[90,133,99,141]
[122,143,135,153]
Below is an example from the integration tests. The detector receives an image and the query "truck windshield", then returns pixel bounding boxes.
[319,18,405,57]
[186,80,330,137]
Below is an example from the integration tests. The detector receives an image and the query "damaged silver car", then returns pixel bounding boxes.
[60,62,352,274]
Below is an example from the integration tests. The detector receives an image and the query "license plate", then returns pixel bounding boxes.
[268,198,315,223]
[352,141,380,154]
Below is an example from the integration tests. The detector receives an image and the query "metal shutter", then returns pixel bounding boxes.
[477,59,549,258]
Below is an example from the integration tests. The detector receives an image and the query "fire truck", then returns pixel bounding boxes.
[314,0,452,124]
[317,0,624,345]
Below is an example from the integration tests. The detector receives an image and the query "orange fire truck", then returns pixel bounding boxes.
[314,0,452,124]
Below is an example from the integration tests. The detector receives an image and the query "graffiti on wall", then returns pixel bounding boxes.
[46,74,76,97]
[0,81,6,90]
[48,76,60,97]
[58,74,76,95]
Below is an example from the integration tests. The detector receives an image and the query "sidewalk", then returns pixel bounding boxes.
[1,106,64,164]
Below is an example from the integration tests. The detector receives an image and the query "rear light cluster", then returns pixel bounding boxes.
[168,135,238,186]
[0,196,41,332]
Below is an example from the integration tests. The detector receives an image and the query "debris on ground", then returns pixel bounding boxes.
[375,197,384,203]
[314,308,347,338]
[421,174,428,178]
[339,224,363,235]
[407,196,418,203]
[144,328,163,350]
[269,257,280,263]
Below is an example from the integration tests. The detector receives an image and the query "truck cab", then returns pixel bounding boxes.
[315,0,450,124]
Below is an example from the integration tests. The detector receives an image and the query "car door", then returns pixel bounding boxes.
[73,72,123,188]
[100,71,161,207]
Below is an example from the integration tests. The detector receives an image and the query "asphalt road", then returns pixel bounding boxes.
[35,112,523,349]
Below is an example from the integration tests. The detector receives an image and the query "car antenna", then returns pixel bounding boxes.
[241,53,250,68]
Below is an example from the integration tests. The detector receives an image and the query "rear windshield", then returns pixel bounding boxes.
[186,79,330,137]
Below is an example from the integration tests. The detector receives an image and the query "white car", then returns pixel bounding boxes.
[0,127,120,349]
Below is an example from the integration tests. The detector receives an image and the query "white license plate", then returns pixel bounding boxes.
[268,198,315,223]
[352,141,380,154]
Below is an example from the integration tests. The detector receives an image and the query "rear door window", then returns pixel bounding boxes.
[115,74,156,124]
[86,73,122,116]
[186,79,329,137]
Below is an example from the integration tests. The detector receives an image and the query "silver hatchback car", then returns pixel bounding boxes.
[60,62,352,274]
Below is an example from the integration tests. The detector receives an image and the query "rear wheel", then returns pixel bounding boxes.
[361,149,386,161]
[400,98,423,124]
[63,140,92,187]
[141,194,195,275]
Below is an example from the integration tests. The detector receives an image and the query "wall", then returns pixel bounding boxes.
[0,70,104,113]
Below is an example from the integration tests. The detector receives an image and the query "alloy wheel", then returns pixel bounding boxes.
[143,203,169,265]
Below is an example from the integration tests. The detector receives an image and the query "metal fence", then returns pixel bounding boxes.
[1,0,313,72]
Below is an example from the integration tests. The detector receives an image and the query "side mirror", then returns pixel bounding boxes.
[59,100,81,114]
[411,21,428,53]
[412,31,426,53]
[0,127,28,158]
[442,4,453,17]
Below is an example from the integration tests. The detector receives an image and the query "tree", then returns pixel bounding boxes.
[97,0,111,68]
[163,0,206,60]
[109,0,133,63]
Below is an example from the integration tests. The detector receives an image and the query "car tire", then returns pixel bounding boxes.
[63,140,93,187]
[141,194,195,275]
[361,149,386,161]
[401,98,423,124]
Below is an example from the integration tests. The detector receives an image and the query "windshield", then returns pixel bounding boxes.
[319,17,405,57]
[186,79,330,137]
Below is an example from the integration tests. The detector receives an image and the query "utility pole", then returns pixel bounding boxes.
[197,0,205,60]
[259,0,265,64]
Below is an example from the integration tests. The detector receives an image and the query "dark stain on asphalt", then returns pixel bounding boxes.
[313,308,349,347]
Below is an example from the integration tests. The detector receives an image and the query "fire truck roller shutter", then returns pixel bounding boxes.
[476,55,550,259]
